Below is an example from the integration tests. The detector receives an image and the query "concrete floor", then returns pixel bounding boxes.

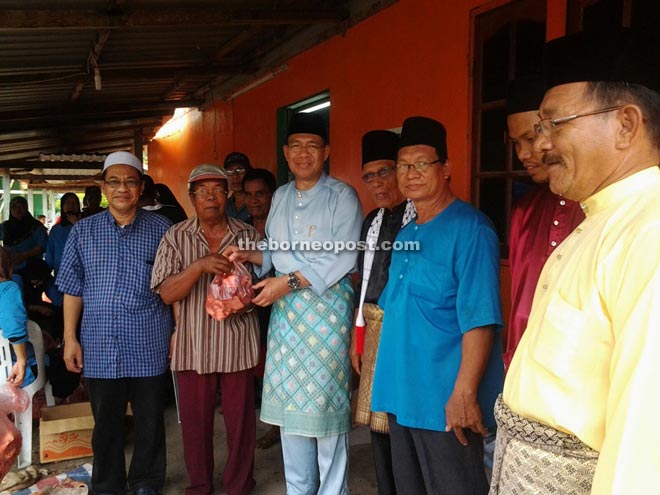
[31,403,379,494]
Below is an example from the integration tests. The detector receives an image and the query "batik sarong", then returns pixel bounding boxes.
[260,276,354,437]
[354,303,389,433]
[490,395,599,495]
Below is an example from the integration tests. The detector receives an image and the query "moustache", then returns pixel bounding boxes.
[542,154,564,166]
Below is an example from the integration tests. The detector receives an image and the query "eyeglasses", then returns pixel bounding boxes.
[225,168,246,176]
[534,106,624,137]
[396,160,441,174]
[103,178,142,189]
[362,166,396,183]
[191,187,227,199]
[287,142,325,154]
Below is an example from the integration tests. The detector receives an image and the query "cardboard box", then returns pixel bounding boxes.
[39,402,94,463]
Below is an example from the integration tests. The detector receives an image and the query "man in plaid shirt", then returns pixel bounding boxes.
[57,151,172,495]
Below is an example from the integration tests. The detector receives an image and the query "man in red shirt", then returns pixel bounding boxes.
[505,78,585,370]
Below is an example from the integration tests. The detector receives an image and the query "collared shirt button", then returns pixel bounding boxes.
[553,220,559,226]
[298,202,303,207]
[294,230,299,234]
[557,254,562,260]
[542,284,548,290]
[295,215,299,219]
[550,240,557,247]
[399,274,403,279]
[414,226,419,231]
[297,191,302,198]
[404,258,408,263]
[560,200,566,206]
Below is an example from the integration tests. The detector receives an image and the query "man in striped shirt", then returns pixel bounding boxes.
[151,164,262,495]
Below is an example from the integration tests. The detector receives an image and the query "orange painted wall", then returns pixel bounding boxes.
[148,100,234,216]
[149,0,566,215]
[147,0,567,332]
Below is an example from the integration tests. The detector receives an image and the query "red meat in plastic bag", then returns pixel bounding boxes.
[0,382,30,414]
[206,261,255,320]
[0,383,30,479]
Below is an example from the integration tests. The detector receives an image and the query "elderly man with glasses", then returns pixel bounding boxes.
[350,129,415,495]
[151,164,262,495]
[57,151,173,495]
[370,116,504,495]
[223,152,253,222]
[491,29,660,495]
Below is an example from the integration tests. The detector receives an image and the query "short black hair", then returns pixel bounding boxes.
[242,168,276,193]
[141,175,156,200]
[584,82,660,148]
[84,185,102,198]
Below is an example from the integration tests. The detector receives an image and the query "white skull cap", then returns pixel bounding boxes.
[103,151,143,174]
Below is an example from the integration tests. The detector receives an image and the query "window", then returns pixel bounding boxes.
[470,0,546,256]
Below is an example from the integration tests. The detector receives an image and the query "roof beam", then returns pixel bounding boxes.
[1,160,104,170]
[0,64,255,84]
[0,117,163,140]
[13,174,102,181]
[0,100,199,128]
[161,26,262,100]
[0,8,346,31]
[71,29,111,103]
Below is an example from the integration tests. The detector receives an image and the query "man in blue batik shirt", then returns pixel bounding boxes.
[229,113,363,495]
[57,151,172,495]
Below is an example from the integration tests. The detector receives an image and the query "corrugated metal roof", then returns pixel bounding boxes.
[0,0,397,184]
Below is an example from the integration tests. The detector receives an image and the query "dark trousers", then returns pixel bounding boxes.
[388,414,488,495]
[371,430,397,495]
[177,368,256,495]
[87,375,167,495]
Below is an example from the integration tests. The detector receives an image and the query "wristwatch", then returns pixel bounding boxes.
[287,272,301,290]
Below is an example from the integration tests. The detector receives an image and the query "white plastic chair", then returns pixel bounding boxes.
[0,320,55,467]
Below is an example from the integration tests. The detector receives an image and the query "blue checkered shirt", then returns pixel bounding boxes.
[56,209,173,378]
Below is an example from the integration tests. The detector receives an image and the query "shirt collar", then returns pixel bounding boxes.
[297,172,328,197]
[581,167,660,216]
[185,216,247,239]
[103,208,143,230]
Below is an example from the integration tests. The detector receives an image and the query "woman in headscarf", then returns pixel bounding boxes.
[45,193,80,286]
[44,193,80,340]
[0,197,48,289]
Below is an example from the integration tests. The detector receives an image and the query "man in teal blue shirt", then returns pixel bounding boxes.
[371,116,503,495]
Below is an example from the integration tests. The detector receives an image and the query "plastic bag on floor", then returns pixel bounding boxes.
[0,384,30,479]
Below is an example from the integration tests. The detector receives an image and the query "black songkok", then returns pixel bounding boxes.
[398,116,448,162]
[361,130,399,168]
[506,77,546,116]
[544,29,660,94]
[287,113,328,142]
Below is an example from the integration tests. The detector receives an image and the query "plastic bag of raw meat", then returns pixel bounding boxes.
[0,383,30,479]
[206,261,255,320]
[0,382,30,414]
